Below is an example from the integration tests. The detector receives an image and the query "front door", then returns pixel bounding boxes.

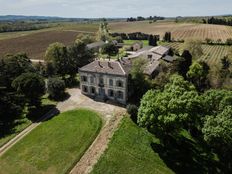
[99,88,105,98]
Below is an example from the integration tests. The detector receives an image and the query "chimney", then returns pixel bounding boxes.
[98,61,103,68]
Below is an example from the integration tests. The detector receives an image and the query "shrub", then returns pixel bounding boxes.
[47,77,66,100]
[126,104,138,123]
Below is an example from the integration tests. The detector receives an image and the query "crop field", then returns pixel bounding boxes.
[0,23,98,59]
[110,21,232,42]
[161,42,230,66]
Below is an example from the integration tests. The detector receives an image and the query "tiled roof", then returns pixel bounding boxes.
[79,60,127,76]
[144,60,160,75]
[150,46,170,56]
[87,41,106,49]
[162,55,176,62]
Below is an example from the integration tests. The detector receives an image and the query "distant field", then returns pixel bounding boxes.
[161,42,230,66]
[0,23,98,59]
[0,109,102,174]
[123,39,149,46]
[110,21,232,42]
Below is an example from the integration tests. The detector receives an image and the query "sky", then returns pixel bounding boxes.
[0,0,231,18]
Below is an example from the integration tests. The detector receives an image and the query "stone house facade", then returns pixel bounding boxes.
[79,60,129,104]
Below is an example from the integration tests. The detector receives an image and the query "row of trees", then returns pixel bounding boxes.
[127,16,165,22]
[204,17,232,26]
[111,32,160,41]
[0,21,50,33]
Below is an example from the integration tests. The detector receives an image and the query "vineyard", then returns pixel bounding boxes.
[110,21,232,42]
[161,42,231,66]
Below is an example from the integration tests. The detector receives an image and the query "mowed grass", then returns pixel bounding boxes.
[0,109,102,174]
[91,117,174,174]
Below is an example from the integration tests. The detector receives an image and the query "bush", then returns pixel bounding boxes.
[47,77,66,100]
[126,104,138,123]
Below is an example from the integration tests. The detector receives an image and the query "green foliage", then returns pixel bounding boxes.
[183,39,203,58]
[47,77,65,100]
[0,53,35,88]
[0,109,102,174]
[0,90,25,131]
[101,42,119,56]
[76,34,96,44]
[68,40,94,69]
[163,32,171,42]
[45,42,68,77]
[12,73,45,106]
[177,50,192,78]
[138,75,201,138]
[148,34,157,46]
[130,58,150,102]
[96,21,111,42]
[126,104,138,122]
[187,61,210,91]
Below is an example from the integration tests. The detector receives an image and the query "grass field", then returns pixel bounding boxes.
[0,109,102,174]
[91,117,174,174]
[110,21,232,42]
[161,42,230,66]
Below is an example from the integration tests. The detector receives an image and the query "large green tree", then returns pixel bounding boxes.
[187,61,210,91]
[12,73,45,107]
[138,75,202,141]
[183,39,203,59]
[45,42,69,77]
[202,106,232,171]
[0,53,35,88]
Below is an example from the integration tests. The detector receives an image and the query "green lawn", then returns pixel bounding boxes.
[0,109,102,174]
[91,117,174,174]
[123,40,149,46]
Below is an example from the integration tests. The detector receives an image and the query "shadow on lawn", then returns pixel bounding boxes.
[151,136,222,174]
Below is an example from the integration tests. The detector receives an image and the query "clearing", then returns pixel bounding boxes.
[0,109,102,174]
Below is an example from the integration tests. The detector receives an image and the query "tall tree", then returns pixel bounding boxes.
[138,75,201,142]
[183,39,203,59]
[96,20,111,42]
[45,42,68,77]
[12,73,45,107]
[187,61,210,91]
[177,50,193,78]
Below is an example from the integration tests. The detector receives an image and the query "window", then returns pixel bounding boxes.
[81,76,87,82]
[117,91,123,99]
[109,79,113,86]
[82,85,88,93]
[116,80,123,87]
[91,87,95,94]
[99,77,104,84]
[108,89,114,97]
[90,76,94,84]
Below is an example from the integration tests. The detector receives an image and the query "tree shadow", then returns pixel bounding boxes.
[151,136,222,174]
[27,104,57,122]
[49,92,70,102]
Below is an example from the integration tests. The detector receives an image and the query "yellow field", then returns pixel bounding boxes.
[110,21,232,42]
